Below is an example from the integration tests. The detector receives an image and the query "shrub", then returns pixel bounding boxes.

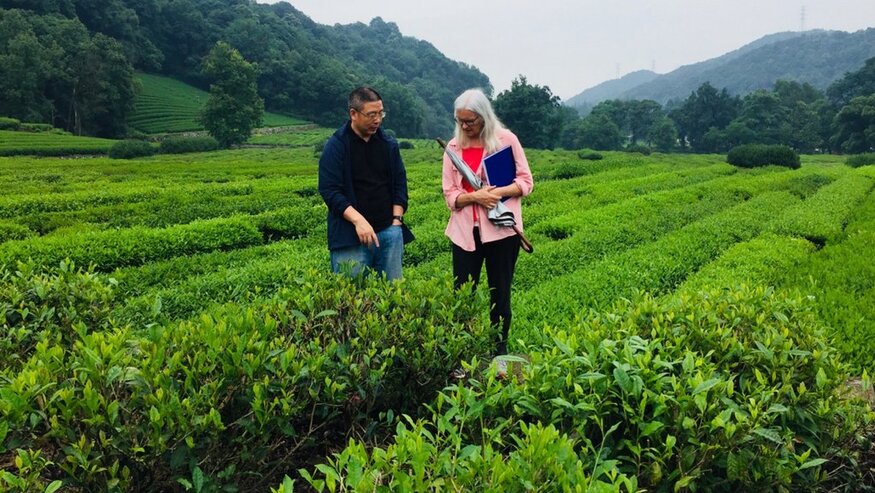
[727,144,800,169]
[0,221,34,243]
[847,153,875,168]
[159,136,219,154]
[552,161,588,179]
[0,269,493,491]
[577,149,603,160]
[398,140,415,149]
[302,285,872,492]
[19,123,53,133]
[108,140,156,159]
[0,117,21,130]
[0,260,116,371]
[624,143,651,155]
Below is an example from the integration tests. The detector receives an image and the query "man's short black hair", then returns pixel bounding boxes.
[349,86,382,111]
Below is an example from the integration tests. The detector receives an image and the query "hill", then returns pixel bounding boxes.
[0,1,490,138]
[129,73,306,134]
[566,29,875,108]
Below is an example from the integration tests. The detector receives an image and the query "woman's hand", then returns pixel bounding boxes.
[472,186,502,209]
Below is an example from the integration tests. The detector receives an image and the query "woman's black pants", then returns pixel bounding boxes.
[452,228,521,355]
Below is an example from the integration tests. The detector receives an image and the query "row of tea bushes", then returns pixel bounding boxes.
[514,191,801,338]
[296,285,872,492]
[0,204,326,272]
[0,216,264,272]
[515,167,835,292]
[671,233,815,298]
[779,190,875,373]
[113,240,326,325]
[0,268,494,491]
[771,173,873,245]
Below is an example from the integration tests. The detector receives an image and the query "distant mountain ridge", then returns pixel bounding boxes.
[566,29,875,108]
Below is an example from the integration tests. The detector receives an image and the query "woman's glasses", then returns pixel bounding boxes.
[454,115,481,128]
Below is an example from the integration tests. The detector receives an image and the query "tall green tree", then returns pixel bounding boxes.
[199,41,263,148]
[669,82,739,152]
[827,57,875,107]
[831,94,875,153]
[493,76,563,149]
[647,117,678,152]
[561,112,623,151]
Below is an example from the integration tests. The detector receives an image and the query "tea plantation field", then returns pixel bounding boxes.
[1,139,874,492]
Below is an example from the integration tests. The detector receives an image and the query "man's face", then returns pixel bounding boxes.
[350,100,384,139]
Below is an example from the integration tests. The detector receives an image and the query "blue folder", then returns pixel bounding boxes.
[482,145,516,188]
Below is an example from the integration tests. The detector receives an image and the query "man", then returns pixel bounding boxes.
[318,86,412,280]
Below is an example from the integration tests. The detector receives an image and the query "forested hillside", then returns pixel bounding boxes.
[567,29,875,108]
[0,0,490,137]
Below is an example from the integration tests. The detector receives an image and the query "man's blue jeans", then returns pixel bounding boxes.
[330,225,404,281]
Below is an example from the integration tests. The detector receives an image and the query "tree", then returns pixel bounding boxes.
[831,94,875,154]
[71,33,136,137]
[668,82,739,152]
[562,113,623,151]
[493,75,563,149]
[827,57,875,108]
[626,100,662,144]
[199,41,264,148]
[647,117,678,152]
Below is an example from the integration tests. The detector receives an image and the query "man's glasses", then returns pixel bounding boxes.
[454,115,481,128]
[352,108,386,120]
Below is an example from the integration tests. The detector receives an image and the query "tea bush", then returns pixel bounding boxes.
[847,153,875,168]
[301,286,872,492]
[0,117,21,130]
[159,136,220,154]
[0,269,494,491]
[727,144,800,169]
[109,140,156,159]
[0,221,33,243]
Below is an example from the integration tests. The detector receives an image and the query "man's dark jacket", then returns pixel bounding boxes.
[318,122,410,251]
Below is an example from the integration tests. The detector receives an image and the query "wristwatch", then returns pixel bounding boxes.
[393,215,404,224]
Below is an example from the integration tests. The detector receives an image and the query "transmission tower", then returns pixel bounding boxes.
[800,6,806,32]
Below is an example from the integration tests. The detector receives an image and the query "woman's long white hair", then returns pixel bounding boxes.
[453,88,505,154]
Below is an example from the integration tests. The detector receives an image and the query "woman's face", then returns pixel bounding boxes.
[455,109,483,140]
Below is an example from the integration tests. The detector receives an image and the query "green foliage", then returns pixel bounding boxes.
[0,267,492,490]
[398,140,415,150]
[0,130,115,156]
[158,136,219,155]
[494,76,564,149]
[624,143,651,155]
[847,153,875,168]
[199,42,264,148]
[727,144,800,169]
[301,286,871,492]
[827,56,875,107]
[108,140,156,159]
[0,221,33,243]
[0,216,265,272]
[577,150,604,160]
[0,260,116,371]
[0,117,21,130]
[770,174,873,245]
[779,188,875,373]
[832,94,875,154]
[670,82,740,151]
[130,73,304,135]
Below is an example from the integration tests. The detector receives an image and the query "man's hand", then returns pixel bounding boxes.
[354,218,379,247]
[343,206,379,247]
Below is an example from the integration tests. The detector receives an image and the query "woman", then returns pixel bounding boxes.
[441,88,534,377]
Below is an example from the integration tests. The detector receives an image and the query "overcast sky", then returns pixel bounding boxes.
[257,1,875,101]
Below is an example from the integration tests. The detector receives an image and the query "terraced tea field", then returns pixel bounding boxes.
[1,140,873,492]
